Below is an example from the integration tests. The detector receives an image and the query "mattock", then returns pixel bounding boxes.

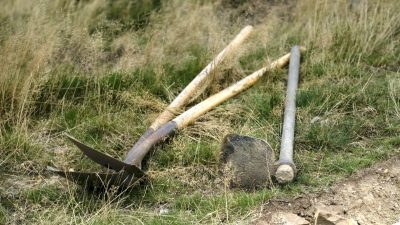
[48,27,296,189]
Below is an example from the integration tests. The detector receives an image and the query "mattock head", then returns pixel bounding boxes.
[65,134,142,173]
[48,134,147,189]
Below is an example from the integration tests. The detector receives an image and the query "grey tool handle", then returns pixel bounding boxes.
[275,45,301,183]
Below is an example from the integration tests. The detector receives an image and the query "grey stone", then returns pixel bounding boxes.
[220,134,275,189]
[315,205,358,225]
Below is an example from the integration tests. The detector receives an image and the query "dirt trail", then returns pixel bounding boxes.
[255,156,400,224]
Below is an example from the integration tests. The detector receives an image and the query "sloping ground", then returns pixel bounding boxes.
[1,0,399,224]
[254,156,400,224]
[2,156,400,224]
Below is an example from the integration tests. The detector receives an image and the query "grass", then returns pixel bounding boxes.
[0,0,399,224]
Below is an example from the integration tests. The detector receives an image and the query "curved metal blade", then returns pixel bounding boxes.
[47,166,145,188]
[65,134,143,176]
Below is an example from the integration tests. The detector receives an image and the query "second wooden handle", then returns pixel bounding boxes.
[149,25,254,130]
[173,51,295,129]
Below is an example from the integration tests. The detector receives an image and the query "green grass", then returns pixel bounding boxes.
[0,0,399,224]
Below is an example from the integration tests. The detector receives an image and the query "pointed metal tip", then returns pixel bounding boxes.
[64,134,117,169]
[64,133,75,140]
[63,133,145,177]
[64,133,89,150]
[64,133,82,145]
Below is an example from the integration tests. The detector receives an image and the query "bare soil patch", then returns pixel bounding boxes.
[255,156,400,224]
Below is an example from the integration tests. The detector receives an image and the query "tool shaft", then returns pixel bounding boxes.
[278,46,301,164]
[173,54,290,129]
[149,25,253,131]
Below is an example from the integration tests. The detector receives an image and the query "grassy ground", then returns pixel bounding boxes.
[0,0,399,224]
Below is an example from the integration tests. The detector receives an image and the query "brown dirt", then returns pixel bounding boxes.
[254,156,400,225]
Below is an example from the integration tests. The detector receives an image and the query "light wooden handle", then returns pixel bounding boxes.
[149,25,254,130]
[172,51,296,129]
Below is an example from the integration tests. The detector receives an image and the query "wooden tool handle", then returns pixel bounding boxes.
[129,26,253,153]
[172,51,292,129]
[149,25,253,131]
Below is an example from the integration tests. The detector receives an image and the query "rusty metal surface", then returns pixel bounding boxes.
[125,121,177,167]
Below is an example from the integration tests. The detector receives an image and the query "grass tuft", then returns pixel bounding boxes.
[0,0,399,223]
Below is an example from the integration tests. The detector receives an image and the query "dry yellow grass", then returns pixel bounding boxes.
[0,0,399,224]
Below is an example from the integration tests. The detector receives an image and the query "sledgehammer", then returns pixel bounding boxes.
[221,45,302,188]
